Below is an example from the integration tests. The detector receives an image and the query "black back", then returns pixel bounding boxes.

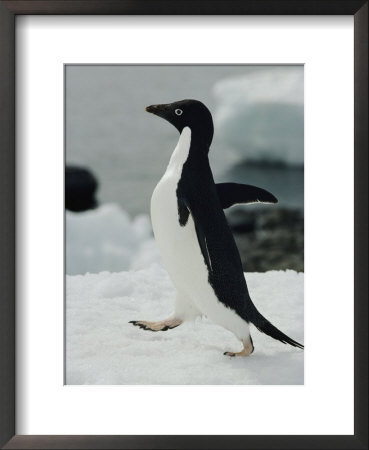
[176,134,252,318]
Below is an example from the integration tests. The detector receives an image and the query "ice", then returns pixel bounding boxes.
[66,267,304,385]
[214,66,304,165]
[66,203,161,275]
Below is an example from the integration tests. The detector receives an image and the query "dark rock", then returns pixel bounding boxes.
[226,208,257,233]
[65,165,98,212]
[228,207,304,272]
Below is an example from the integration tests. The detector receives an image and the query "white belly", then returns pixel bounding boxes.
[150,128,249,340]
[151,171,206,294]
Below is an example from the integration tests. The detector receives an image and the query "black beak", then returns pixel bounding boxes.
[145,104,169,116]
[145,105,157,113]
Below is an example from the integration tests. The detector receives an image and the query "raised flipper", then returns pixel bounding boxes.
[216,182,278,209]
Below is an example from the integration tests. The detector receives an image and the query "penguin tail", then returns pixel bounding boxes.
[246,302,304,350]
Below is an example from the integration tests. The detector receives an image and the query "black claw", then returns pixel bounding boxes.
[136,323,157,332]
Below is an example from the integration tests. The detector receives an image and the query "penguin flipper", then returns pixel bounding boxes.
[216,183,278,209]
[178,197,213,274]
[194,220,213,274]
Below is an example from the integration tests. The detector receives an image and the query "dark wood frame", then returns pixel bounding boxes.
[0,1,367,449]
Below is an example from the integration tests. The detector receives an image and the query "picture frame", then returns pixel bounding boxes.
[0,1,367,449]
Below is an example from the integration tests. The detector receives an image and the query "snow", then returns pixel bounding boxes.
[214,66,304,166]
[66,266,304,385]
[66,203,161,275]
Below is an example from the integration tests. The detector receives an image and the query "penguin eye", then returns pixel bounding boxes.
[175,109,183,116]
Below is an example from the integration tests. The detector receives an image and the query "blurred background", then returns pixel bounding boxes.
[65,65,304,275]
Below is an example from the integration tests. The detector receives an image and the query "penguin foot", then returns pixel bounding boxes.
[224,336,254,357]
[129,318,183,332]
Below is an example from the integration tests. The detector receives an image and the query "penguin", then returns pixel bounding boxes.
[130,99,303,356]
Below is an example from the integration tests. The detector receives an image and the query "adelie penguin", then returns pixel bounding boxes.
[130,99,304,356]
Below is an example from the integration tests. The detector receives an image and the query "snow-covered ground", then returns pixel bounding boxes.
[66,203,161,275]
[214,66,304,166]
[66,266,304,385]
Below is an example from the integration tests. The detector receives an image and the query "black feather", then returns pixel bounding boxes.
[245,301,304,349]
[216,182,278,209]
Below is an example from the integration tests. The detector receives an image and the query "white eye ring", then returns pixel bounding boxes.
[175,109,183,116]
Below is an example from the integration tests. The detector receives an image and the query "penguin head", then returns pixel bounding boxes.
[146,99,214,146]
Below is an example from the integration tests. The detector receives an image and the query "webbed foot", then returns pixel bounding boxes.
[129,318,183,332]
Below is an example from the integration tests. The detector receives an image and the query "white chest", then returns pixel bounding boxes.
[150,127,191,243]
[150,128,202,283]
